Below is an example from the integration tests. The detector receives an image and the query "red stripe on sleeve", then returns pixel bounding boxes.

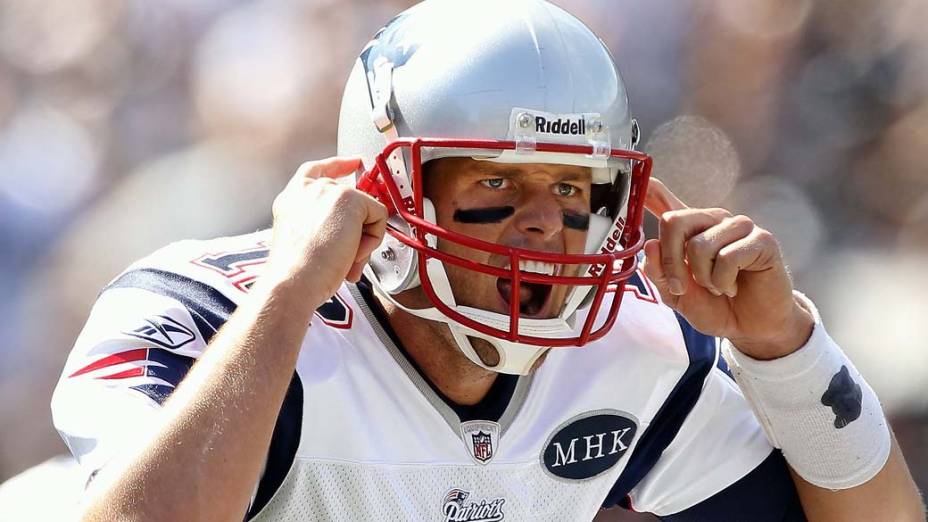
[68,348,148,378]
[97,367,145,380]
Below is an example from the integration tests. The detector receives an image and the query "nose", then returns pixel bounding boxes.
[512,190,563,242]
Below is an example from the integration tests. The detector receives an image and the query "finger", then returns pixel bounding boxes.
[711,226,779,297]
[352,193,388,270]
[354,232,384,264]
[641,239,666,282]
[642,239,676,306]
[359,194,388,250]
[685,215,754,297]
[658,208,731,295]
[361,192,389,229]
[296,156,363,180]
[346,260,366,283]
[644,178,688,217]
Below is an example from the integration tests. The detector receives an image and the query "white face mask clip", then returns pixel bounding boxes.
[368,58,396,134]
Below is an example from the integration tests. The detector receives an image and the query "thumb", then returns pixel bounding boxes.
[641,239,677,307]
[296,157,363,180]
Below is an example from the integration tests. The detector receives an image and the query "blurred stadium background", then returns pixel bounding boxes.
[0,0,925,519]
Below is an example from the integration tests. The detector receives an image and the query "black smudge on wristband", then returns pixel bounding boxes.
[821,365,863,429]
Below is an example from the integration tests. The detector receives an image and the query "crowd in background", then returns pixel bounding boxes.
[0,0,925,519]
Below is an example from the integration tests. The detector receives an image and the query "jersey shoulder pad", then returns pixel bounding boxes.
[111,230,357,334]
[116,230,273,304]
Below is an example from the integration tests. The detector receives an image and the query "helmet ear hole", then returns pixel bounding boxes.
[368,218,418,294]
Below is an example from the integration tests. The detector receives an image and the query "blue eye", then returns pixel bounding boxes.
[481,178,507,189]
[556,183,578,197]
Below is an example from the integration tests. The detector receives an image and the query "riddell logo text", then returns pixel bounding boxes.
[587,220,626,277]
[535,116,586,135]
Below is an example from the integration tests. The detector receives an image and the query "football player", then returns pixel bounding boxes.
[52,1,923,520]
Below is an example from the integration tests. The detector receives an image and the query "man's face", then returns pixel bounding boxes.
[424,157,593,320]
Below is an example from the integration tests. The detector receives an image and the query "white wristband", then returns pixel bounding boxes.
[721,292,891,490]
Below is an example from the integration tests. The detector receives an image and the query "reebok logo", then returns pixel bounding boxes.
[124,315,196,350]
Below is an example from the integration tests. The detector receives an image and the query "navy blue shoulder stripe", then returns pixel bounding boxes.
[603,312,717,509]
[105,268,238,342]
[716,348,735,380]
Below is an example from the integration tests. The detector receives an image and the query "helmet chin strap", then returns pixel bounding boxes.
[363,264,555,375]
[447,329,551,375]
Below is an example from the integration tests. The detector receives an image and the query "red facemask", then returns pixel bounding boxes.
[356,137,652,347]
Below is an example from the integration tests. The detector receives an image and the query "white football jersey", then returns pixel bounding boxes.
[52,231,773,520]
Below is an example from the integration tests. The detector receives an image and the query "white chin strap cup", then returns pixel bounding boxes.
[365,268,571,375]
[448,327,551,375]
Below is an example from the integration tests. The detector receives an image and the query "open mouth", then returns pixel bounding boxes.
[496,260,557,317]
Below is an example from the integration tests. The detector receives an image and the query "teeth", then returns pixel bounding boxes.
[517,260,556,275]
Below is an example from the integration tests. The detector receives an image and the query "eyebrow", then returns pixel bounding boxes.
[557,171,592,182]
[474,166,591,182]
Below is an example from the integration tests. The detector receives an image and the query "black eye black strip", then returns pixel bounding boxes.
[563,211,590,230]
[453,206,515,224]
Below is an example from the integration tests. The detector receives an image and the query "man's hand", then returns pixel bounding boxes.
[265,157,388,311]
[641,178,814,360]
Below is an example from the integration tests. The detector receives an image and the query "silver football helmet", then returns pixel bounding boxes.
[337,0,651,374]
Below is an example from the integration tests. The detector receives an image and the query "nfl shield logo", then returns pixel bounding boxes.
[460,420,501,465]
[472,431,493,463]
